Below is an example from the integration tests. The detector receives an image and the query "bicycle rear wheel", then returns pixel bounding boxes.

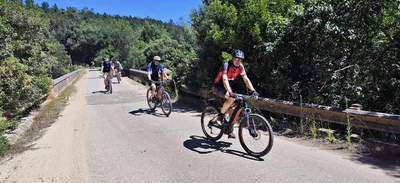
[238,113,274,157]
[201,106,224,141]
[146,88,156,110]
[160,91,172,117]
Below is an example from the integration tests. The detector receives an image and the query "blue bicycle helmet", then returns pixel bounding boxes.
[232,50,244,59]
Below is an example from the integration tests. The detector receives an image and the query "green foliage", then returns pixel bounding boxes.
[0,116,15,157]
[0,2,68,119]
[0,135,10,156]
[191,0,400,114]
[326,128,336,143]
[0,116,18,132]
[346,98,352,145]
[0,57,33,116]
[191,0,295,92]
[2,0,398,120]
[143,37,194,83]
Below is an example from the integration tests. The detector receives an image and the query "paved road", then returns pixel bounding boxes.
[82,70,399,183]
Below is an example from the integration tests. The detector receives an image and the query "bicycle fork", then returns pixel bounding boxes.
[244,106,259,138]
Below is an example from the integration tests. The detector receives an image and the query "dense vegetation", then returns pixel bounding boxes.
[192,0,400,115]
[0,0,399,145]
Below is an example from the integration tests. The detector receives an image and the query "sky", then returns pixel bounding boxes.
[35,0,203,23]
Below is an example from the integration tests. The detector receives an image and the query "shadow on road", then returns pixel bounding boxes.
[129,108,152,115]
[129,108,169,118]
[92,90,112,94]
[170,99,204,117]
[183,135,264,161]
[350,154,400,179]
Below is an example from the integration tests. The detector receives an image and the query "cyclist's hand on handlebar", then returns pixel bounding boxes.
[229,92,237,98]
[148,80,154,84]
[251,90,259,97]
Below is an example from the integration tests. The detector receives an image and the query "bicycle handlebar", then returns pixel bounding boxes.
[234,94,262,101]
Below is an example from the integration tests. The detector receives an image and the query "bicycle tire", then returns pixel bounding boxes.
[238,113,274,157]
[109,77,113,94]
[160,91,172,117]
[146,88,156,110]
[201,106,224,141]
[117,74,121,84]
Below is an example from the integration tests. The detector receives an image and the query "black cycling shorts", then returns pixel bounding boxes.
[212,84,227,99]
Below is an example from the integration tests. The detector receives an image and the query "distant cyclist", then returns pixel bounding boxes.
[114,59,123,81]
[211,50,259,139]
[147,56,169,100]
[100,58,114,89]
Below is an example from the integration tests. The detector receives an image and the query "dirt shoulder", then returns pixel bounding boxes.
[0,72,90,182]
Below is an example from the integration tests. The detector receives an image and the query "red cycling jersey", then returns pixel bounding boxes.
[213,60,246,85]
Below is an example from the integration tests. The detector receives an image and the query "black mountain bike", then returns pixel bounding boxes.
[146,80,172,117]
[201,94,274,157]
[105,72,113,94]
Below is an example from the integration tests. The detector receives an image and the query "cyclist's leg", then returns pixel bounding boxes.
[155,83,162,97]
[150,83,156,98]
[103,73,108,89]
[212,84,235,138]
[150,76,158,98]
[212,85,234,114]
[222,97,235,114]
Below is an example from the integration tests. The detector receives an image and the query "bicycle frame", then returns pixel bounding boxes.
[105,72,112,82]
[211,95,255,130]
[147,80,172,117]
[153,81,164,100]
[202,94,274,157]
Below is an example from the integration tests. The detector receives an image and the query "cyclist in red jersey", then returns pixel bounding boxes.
[211,50,259,139]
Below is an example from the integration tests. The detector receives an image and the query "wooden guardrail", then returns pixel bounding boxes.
[130,69,400,134]
[128,68,172,85]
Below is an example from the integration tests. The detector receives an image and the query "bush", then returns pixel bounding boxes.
[0,135,10,156]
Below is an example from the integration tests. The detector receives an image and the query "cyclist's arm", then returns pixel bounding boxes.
[147,63,152,80]
[242,75,255,92]
[222,74,233,93]
[111,64,115,74]
[158,64,169,80]
[162,71,169,80]
[100,61,104,74]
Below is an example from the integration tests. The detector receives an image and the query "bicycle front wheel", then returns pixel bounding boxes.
[160,91,172,117]
[146,88,156,110]
[201,106,224,141]
[238,113,274,157]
